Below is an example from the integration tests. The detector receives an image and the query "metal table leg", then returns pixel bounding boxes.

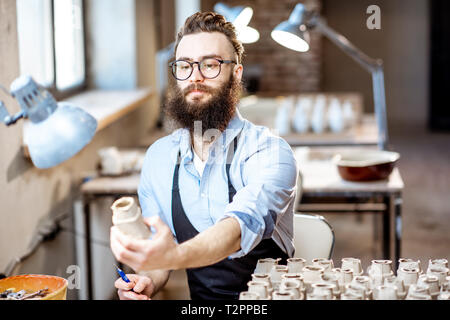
[83,196,93,300]
[382,196,391,260]
[394,194,403,270]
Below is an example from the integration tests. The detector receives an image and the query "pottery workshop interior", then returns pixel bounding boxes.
[1,0,449,302]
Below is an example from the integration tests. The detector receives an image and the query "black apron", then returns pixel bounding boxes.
[171,134,288,300]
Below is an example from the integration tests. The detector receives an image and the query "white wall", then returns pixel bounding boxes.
[175,0,200,33]
[86,0,137,89]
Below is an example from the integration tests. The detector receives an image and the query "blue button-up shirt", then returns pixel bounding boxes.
[138,109,298,258]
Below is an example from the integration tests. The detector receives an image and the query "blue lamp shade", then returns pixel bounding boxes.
[214,2,259,44]
[271,3,311,52]
[214,3,253,27]
[10,75,97,169]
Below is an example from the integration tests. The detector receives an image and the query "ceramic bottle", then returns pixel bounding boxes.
[111,197,151,239]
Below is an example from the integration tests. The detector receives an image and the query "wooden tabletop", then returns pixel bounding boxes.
[80,146,404,196]
[294,147,404,194]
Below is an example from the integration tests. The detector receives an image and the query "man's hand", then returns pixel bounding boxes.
[115,274,154,300]
[110,216,181,272]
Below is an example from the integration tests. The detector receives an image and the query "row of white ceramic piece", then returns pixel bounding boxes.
[239,257,450,300]
[274,95,358,135]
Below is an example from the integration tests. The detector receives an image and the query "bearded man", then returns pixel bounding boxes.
[110,11,298,300]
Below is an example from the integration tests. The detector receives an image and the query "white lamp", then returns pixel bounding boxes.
[0,75,97,169]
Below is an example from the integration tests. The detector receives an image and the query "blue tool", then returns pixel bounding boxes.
[114,264,131,283]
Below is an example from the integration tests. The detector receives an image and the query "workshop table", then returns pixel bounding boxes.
[80,146,404,299]
[293,147,404,270]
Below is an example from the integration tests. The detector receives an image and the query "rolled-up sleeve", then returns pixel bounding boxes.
[218,135,298,258]
[138,147,164,221]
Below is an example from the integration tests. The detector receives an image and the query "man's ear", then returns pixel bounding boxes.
[234,63,243,82]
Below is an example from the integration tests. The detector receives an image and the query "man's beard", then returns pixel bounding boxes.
[164,74,242,134]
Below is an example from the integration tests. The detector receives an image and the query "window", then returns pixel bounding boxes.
[16,0,86,97]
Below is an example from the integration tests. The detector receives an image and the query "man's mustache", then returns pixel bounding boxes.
[182,84,214,96]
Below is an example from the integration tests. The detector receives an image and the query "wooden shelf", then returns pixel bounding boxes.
[64,88,154,132]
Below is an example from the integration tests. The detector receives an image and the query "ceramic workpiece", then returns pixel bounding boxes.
[251,273,272,289]
[384,275,407,299]
[340,291,364,300]
[345,283,368,300]
[426,266,449,286]
[351,276,373,299]
[332,268,354,292]
[368,260,394,286]
[397,267,420,291]
[272,290,295,300]
[438,292,450,300]
[254,258,281,274]
[427,258,448,270]
[341,258,363,276]
[247,281,270,300]
[279,279,303,300]
[98,147,123,175]
[312,258,334,272]
[398,258,422,274]
[374,285,398,300]
[310,283,335,300]
[293,97,312,133]
[270,265,289,290]
[311,95,328,134]
[111,197,151,239]
[406,284,433,300]
[239,291,259,300]
[320,273,341,298]
[287,257,306,273]
[302,265,325,293]
[327,98,344,133]
[417,275,440,299]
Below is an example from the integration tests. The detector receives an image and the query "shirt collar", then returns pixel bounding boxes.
[171,108,245,160]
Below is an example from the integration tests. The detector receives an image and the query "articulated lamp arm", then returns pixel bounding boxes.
[311,17,389,150]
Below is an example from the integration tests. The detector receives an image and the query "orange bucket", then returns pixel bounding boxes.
[0,274,68,300]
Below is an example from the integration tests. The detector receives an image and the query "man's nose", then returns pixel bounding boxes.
[190,63,204,82]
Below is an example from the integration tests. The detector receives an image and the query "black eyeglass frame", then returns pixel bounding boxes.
[169,58,237,81]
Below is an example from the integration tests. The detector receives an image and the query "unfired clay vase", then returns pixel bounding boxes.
[279,279,303,300]
[247,281,270,300]
[341,258,363,276]
[417,275,440,299]
[270,265,289,290]
[398,258,422,274]
[254,258,280,274]
[333,268,354,292]
[251,273,272,288]
[406,284,432,300]
[342,100,357,129]
[99,147,123,175]
[239,291,259,300]
[111,197,151,239]
[384,275,406,300]
[293,97,313,133]
[320,273,340,298]
[368,260,394,286]
[340,291,364,300]
[312,258,334,272]
[287,257,306,273]
[397,267,420,291]
[374,285,398,300]
[302,266,325,293]
[428,258,448,270]
[311,95,328,134]
[351,276,373,299]
[272,290,295,300]
[311,283,335,300]
[426,266,449,286]
[327,98,344,133]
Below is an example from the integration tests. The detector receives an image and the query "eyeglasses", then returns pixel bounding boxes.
[169,58,237,81]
